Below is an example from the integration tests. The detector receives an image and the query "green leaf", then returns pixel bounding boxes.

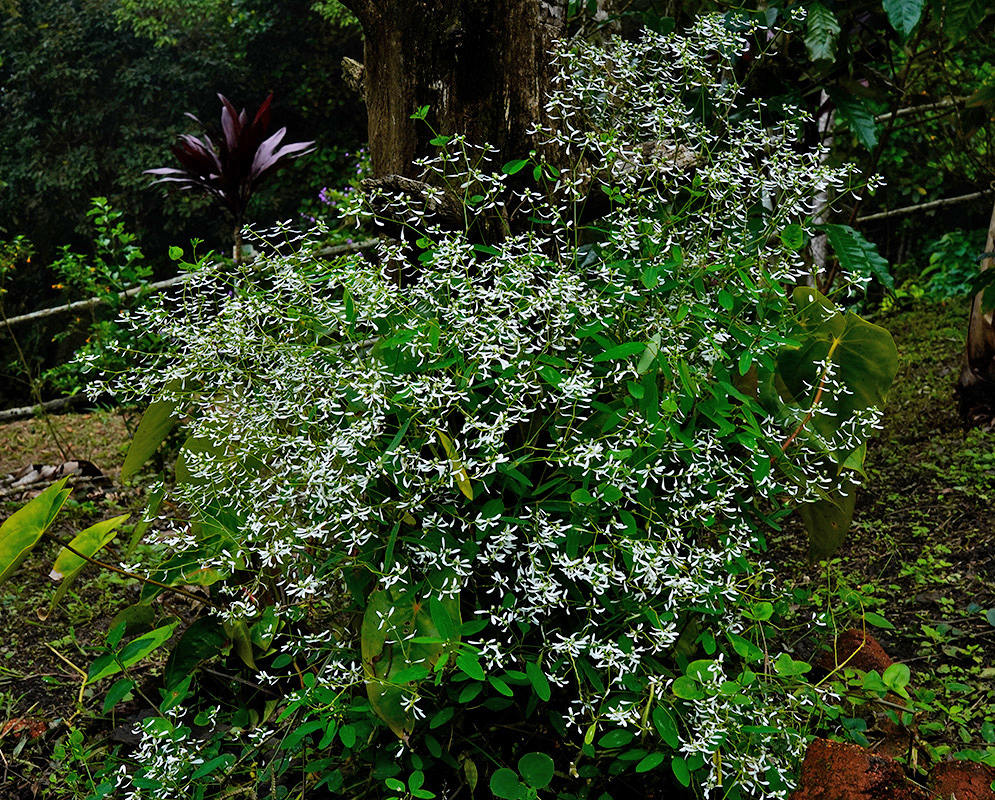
[598,729,635,748]
[635,752,666,773]
[456,651,485,680]
[429,596,456,641]
[883,663,911,696]
[727,632,764,662]
[174,436,226,487]
[776,287,899,466]
[362,585,461,737]
[168,245,183,261]
[804,2,840,61]
[593,341,645,363]
[944,0,992,42]
[490,768,525,800]
[88,621,178,684]
[163,617,228,690]
[671,676,703,700]
[517,752,554,790]
[224,618,257,670]
[43,513,129,619]
[250,604,281,651]
[781,224,806,250]
[773,653,812,677]
[102,677,135,713]
[652,706,680,749]
[463,758,479,792]
[863,611,895,630]
[525,660,552,702]
[570,488,596,504]
[637,333,662,374]
[502,159,530,175]
[191,754,234,781]
[883,0,924,38]
[121,393,179,480]
[828,89,878,150]
[672,755,691,787]
[797,486,857,562]
[821,224,893,289]
[0,478,71,588]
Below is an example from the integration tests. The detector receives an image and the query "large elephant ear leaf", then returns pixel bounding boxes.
[0,478,72,587]
[362,577,461,739]
[776,287,899,465]
[798,486,857,563]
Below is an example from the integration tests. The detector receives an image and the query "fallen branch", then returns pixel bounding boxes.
[0,395,91,423]
[0,276,185,331]
[856,189,994,223]
[873,95,969,124]
[1,240,378,332]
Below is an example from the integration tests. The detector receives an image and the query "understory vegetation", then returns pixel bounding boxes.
[1,3,994,800]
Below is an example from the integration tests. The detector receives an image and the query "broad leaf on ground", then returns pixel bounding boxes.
[0,478,72,587]
[41,512,130,620]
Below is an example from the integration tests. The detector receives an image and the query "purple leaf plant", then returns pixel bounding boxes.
[147,93,315,262]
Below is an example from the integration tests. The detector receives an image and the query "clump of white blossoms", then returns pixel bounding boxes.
[96,13,882,799]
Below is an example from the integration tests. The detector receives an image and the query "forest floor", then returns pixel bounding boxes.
[0,299,992,797]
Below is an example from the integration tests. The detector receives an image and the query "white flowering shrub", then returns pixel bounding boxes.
[85,14,896,800]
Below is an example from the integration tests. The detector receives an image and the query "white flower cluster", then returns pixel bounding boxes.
[97,14,881,799]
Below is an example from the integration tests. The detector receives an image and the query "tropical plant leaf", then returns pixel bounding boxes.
[944,0,992,43]
[798,486,857,562]
[804,2,840,62]
[139,519,235,603]
[361,577,461,738]
[121,393,179,480]
[41,513,130,620]
[883,0,924,38]
[147,93,314,224]
[224,618,257,670]
[828,89,878,150]
[821,224,894,289]
[775,287,899,465]
[164,617,228,690]
[0,478,72,588]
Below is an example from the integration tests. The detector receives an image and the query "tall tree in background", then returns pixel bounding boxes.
[338,0,567,181]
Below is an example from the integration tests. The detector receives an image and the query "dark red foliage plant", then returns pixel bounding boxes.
[146,93,315,261]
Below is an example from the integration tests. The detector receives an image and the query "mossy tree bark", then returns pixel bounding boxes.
[338,0,567,180]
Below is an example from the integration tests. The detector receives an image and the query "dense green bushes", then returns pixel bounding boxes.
[45,15,900,798]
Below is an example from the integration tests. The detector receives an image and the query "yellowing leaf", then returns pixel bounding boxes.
[41,513,129,620]
[435,429,473,500]
[0,478,71,588]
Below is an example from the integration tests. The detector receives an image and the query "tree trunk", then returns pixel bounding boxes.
[340,0,567,181]
[956,195,995,425]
